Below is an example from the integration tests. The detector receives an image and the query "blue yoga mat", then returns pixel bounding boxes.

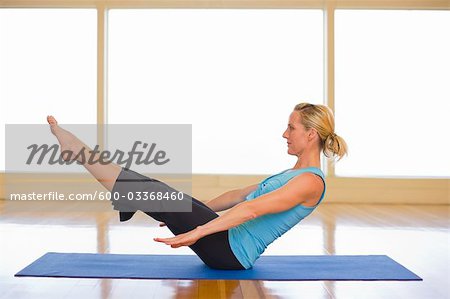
[15,252,422,281]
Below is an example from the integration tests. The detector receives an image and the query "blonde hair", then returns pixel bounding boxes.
[294,103,348,162]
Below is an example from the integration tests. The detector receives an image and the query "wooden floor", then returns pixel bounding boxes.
[0,200,448,299]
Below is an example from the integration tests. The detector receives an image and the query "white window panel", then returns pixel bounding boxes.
[335,10,450,178]
[108,9,323,175]
[0,9,97,171]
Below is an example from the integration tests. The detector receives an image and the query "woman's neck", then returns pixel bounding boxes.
[293,156,321,170]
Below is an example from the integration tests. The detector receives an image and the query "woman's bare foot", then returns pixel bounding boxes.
[46,115,85,162]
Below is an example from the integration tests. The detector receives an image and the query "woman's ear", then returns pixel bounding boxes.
[308,128,319,141]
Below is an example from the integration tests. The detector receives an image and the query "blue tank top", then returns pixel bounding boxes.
[228,167,326,269]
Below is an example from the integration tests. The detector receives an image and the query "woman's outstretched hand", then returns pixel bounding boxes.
[154,226,204,248]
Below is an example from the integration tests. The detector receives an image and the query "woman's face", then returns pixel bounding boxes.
[282,111,311,156]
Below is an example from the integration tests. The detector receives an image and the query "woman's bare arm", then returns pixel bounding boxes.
[195,173,324,238]
[205,184,258,212]
[154,173,324,247]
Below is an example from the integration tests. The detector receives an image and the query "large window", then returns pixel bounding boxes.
[0,9,97,171]
[335,10,450,178]
[3,7,448,177]
[108,9,324,175]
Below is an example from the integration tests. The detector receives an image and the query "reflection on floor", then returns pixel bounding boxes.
[0,200,448,299]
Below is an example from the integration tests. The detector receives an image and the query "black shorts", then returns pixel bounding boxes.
[111,167,246,270]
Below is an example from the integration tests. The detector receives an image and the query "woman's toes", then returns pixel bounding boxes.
[47,115,62,136]
[47,115,58,126]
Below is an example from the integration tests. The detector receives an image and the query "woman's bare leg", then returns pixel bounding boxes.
[46,115,121,192]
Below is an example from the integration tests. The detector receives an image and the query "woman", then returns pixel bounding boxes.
[47,102,348,270]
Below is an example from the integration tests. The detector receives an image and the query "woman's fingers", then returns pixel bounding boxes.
[154,236,188,247]
[154,228,200,247]
[154,237,179,244]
